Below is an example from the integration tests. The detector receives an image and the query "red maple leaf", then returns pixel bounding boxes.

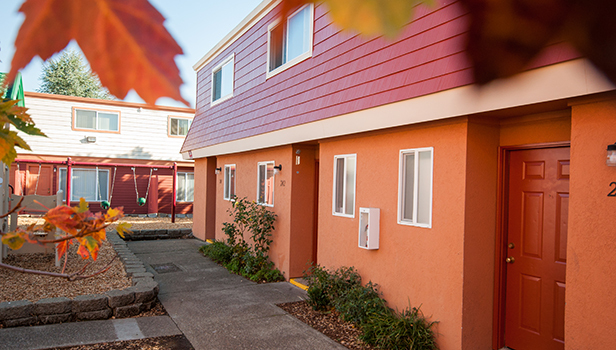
[7,0,187,106]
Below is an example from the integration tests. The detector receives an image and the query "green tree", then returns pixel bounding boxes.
[38,50,113,100]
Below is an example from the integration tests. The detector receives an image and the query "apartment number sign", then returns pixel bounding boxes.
[609,182,616,197]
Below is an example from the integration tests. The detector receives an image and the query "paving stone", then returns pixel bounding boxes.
[180,228,192,235]
[113,303,141,318]
[131,272,154,279]
[0,300,33,319]
[38,313,72,324]
[133,281,158,303]
[106,289,135,308]
[72,294,108,312]
[76,308,112,321]
[3,316,36,327]
[33,297,71,315]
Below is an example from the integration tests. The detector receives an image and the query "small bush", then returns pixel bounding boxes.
[360,305,438,350]
[199,241,232,264]
[335,281,387,325]
[304,265,361,311]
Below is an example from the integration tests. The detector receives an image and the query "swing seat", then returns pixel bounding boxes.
[100,200,110,210]
[138,197,146,206]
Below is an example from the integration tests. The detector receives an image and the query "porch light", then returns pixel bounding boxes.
[273,164,282,174]
[215,167,222,174]
[608,142,616,166]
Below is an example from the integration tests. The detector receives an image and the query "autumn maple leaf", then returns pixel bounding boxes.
[7,0,187,106]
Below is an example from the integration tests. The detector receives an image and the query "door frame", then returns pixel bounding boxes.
[492,141,570,349]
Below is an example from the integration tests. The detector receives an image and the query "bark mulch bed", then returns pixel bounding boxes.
[278,300,376,350]
[48,334,194,350]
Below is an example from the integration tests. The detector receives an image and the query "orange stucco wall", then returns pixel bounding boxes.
[318,119,468,350]
[214,146,294,278]
[567,98,616,349]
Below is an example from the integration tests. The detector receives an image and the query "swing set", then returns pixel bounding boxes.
[13,157,180,223]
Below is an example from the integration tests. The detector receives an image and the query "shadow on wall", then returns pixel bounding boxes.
[116,147,153,159]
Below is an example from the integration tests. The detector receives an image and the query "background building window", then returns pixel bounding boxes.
[177,172,195,202]
[59,168,109,202]
[170,117,192,136]
[398,148,433,227]
[333,154,356,217]
[257,161,274,206]
[211,55,234,104]
[224,164,236,200]
[74,109,119,132]
[268,4,313,74]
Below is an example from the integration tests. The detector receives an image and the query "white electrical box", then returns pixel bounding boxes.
[358,207,380,250]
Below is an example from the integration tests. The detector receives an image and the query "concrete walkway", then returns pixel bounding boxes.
[0,238,345,350]
[129,238,344,350]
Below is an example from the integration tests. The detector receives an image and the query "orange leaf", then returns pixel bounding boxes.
[8,0,187,105]
[56,240,69,257]
[77,244,90,260]
[2,232,26,250]
[45,205,81,235]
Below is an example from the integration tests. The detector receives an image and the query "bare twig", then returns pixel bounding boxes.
[0,196,24,221]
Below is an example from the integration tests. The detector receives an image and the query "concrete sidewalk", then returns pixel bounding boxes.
[0,237,344,350]
[129,238,344,350]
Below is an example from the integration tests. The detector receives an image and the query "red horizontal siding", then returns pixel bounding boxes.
[183,0,579,152]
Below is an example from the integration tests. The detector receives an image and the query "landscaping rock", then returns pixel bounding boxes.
[106,289,135,308]
[0,300,33,320]
[33,297,71,315]
[114,303,141,318]
[3,316,37,327]
[76,308,112,321]
[38,313,72,325]
[133,281,158,303]
[72,294,108,312]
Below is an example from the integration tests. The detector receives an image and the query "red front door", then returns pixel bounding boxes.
[504,147,569,350]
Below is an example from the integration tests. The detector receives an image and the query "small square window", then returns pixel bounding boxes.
[257,161,275,206]
[398,148,433,227]
[224,164,236,200]
[169,117,192,136]
[177,172,195,202]
[267,4,313,77]
[333,154,356,217]
[211,54,234,104]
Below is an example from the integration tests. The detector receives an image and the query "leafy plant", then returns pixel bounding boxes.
[360,305,438,350]
[304,265,361,311]
[335,281,387,325]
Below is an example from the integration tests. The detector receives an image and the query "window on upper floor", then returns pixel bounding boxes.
[73,108,119,132]
[169,117,192,137]
[59,167,109,202]
[211,54,234,105]
[398,148,433,228]
[267,4,314,78]
[177,172,195,202]
[224,164,236,200]
[333,154,356,217]
[257,161,275,206]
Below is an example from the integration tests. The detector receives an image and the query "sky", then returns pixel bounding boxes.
[0,0,264,108]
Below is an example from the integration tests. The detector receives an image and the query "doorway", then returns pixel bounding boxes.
[499,146,569,350]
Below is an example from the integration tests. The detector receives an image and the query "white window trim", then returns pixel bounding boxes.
[223,164,236,201]
[266,4,314,79]
[169,116,193,137]
[256,161,275,207]
[176,172,195,202]
[58,167,109,202]
[210,53,235,106]
[397,147,433,228]
[332,154,356,218]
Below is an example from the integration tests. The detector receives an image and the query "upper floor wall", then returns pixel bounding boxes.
[20,92,195,162]
[183,0,580,155]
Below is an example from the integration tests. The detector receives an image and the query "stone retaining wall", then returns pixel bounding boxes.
[0,232,158,328]
[122,228,192,241]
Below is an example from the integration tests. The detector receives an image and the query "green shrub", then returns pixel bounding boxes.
[304,265,362,311]
[200,196,284,283]
[360,305,438,350]
[335,281,387,325]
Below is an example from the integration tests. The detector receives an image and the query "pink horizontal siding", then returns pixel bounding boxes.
[183,0,579,152]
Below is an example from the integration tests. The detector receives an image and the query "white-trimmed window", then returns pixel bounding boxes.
[333,154,356,217]
[74,109,119,132]
[257,161,274,206]
[211,54,234,105]
[59,168,109,202]
[398,148,433,227]
[224,164,236,200]
[177,172,194,202]
[169,117,192,137]
[267,4,314,77]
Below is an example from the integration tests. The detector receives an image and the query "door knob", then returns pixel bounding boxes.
[505,257,515,264]
[508,243,515,249]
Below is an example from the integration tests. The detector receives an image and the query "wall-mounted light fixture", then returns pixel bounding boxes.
[273,164,282,174]
[608,142,616,166]
[85,136,96,143]
[215,167,222,175]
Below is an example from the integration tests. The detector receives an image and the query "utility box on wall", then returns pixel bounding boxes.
[359,207,380,250]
